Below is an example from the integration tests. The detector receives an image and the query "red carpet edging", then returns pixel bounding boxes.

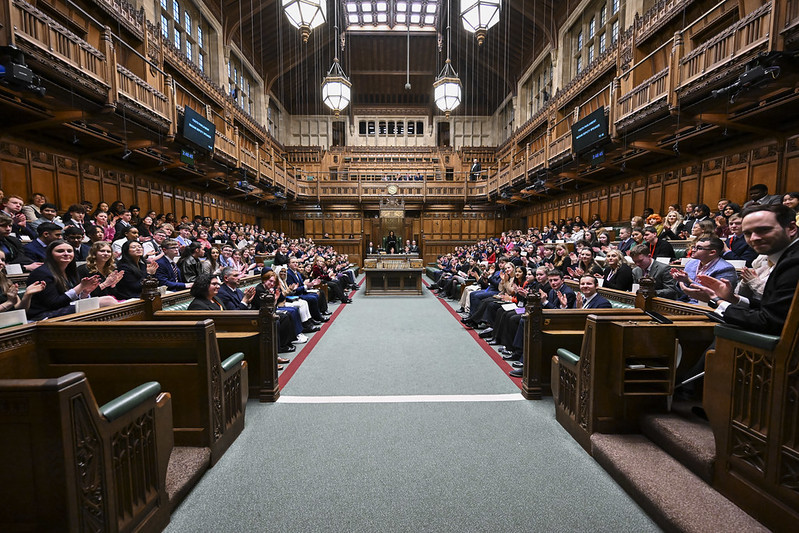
[278,277,364,387]
[423,279,523,389]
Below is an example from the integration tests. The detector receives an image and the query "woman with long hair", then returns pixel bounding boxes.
[570,248,603,278]
[661,210,683,240]
[784,192,799,223]
[601,249,634,291]
[26,240,110,320]
[252,269,301,356]
[137,215,154,238]
[92,211,116,242]
[0,249,45,313]
[204,246,221,275]
[77,241,124,297]
[267,267,317,337]
[112,240,158,300]
[552,243,571,271]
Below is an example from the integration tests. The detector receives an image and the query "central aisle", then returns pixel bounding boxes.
[167,286,660,532]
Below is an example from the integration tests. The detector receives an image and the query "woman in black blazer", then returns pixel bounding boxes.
[187,274,225,310]
[113,240,157,300]
[602,249,634,292]
[26,240,101,320]
[76,241,124,297]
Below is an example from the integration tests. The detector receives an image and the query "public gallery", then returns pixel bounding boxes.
[1,0,798,531]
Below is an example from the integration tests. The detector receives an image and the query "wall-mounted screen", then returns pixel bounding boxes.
[180,107,215,152]
[571,106,609,155]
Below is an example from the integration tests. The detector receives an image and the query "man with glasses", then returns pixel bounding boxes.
[671,236,736,302]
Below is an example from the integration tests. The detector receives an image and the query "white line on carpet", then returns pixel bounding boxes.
[278,394,526,404]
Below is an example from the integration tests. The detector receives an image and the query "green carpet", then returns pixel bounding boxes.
[166,281,660,532]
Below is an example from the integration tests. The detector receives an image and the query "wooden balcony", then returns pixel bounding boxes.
[678,2,773,99]
[616,68,670,125]
[11,0,109,97]
[116,64,170,125]
[93,0,144,39]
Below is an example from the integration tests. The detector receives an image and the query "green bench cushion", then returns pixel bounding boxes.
[715,324,780,351]
[557,348,580,365]
[610,299,635,309]
[221,352,245,372]
[100,381,161,421]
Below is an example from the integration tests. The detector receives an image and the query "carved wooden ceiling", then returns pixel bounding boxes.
[204,0,566,116]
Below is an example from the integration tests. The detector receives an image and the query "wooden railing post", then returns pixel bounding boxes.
[166,74,177,140]
[141,276,162,320]
[257,293,280,402]
[770,0,788,50]
[610,77,621,139]
[521,292,543,400]
[102,26,118,110]
[669,31,683,112]
[1,0,15,47]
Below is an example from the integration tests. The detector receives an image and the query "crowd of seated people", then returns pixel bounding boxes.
[0,189,359,358]
[428,183,799,378]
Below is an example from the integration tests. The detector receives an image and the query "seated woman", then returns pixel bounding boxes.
[311,256,350,303]
[26,240,116,320]
[252,270,301,356]
[601,249,634,291]
[77,241,125,297]
[0,249,46,313]
[113,240,158,300]
[269,266,318,333]
[187,273,225,310]
[569,248,604,278]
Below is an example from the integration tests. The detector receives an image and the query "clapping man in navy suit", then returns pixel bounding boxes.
[217,267,257,310]
[575,275,612,309]
[540,269,577,309]
[155,239,191,292]
[286,257,328,321]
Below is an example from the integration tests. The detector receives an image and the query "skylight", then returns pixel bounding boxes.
[344,0,440,32]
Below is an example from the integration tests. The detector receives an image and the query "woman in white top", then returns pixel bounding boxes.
[273,265,313,326]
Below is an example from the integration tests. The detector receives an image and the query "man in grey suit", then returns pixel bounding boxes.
[629,243,679,299]
[742,183,782,208]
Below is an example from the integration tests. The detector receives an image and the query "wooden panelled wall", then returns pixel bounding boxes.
[520,137,799,228]
[0,139,262,224]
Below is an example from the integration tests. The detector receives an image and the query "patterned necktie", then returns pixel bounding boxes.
[172,262,179,281]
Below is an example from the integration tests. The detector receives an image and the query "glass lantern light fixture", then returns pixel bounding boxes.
[322,58,351,116]
[460,0,501,45]
[282,0,327,42]
[433,59,461,117]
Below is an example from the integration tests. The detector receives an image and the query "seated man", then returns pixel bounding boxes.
[0,213,41,272]
[155,239,192,292]
[682,204,799,335]
[721,214,757,267]
[643,226,676,260]
[286,257,328,321]
[462,258,504,326]
[63,226,90,262]
[575,275,612,309]
[217,267,257,310]
[23,222,62,262]
[629,244,679,299]
[671,236,737,303]
[28,203,63,232]
[540,269,576,310]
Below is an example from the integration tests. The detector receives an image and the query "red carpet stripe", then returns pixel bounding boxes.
[279,277,363,387]
[423,279,522,388]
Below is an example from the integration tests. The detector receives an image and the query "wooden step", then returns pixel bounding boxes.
[640,406,715,483]
[591,434,768,533]
[166,446,212,512]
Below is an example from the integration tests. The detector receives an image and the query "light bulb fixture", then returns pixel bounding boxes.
[434,0,461,117]
[321,0,351,116]
[282,0,327,42]
[460,0,501,45]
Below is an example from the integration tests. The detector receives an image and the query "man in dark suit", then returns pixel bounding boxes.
[576,275,612,309]
[683,205,799,335]
[643,226,676,259]
[155,239,191,292]
[540,269,577,309]
[23,222,62,262]
[722,214,757,267]
[470,158,482,180]
[217,267,257,310]
[630,244,679,299]
[616,226,634,254]
[113,209,133,241]
[286,257,327,321]
[63,226,91,262]
[366,241,378,254]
